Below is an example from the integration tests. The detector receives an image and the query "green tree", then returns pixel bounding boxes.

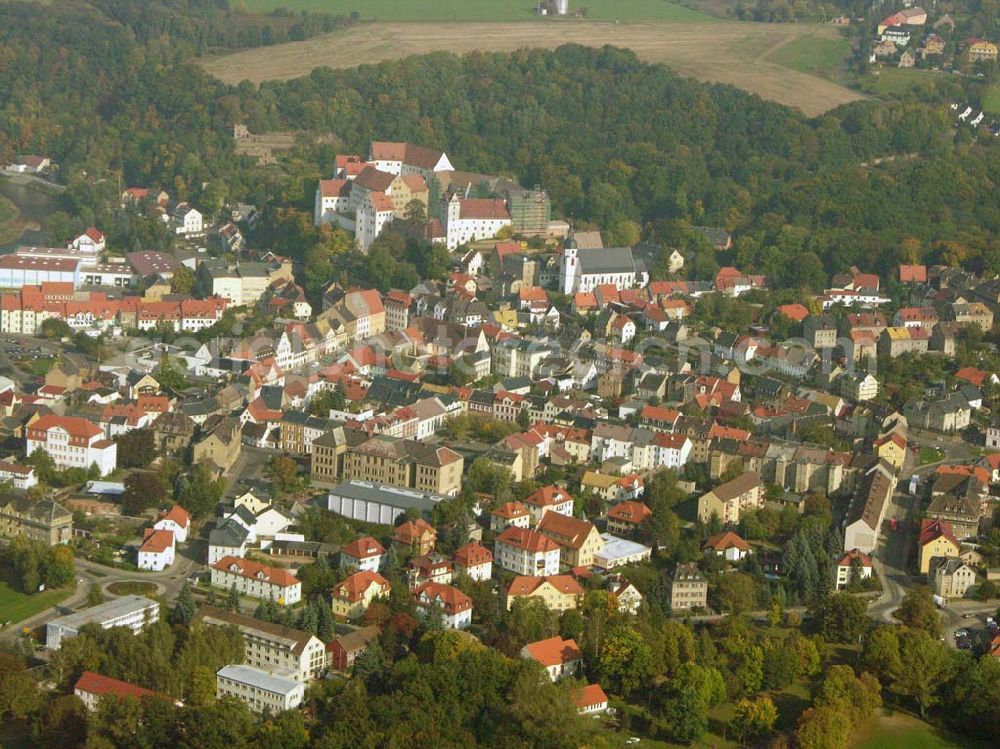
[113,428,157,469]
[170,265,196,294]
[812,592,867,643]
[795,704,852,749]
[170,581,197,626]
[266,454,301,493]
[226,584,241,612]
[895,586,943,638]
[716,572,756,614]
[123,471,167,516]
[891,629,953,717]
[730,695,777,744]
[657,662,726,744]
[597,625,655,697]
[0,654,43,720]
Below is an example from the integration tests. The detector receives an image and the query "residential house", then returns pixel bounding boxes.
[606,500,652,536]
[216,665,304,714]
[328,625,381,671]
[153,505,190,543]
[339,536,386,572]
[931,557,976,599]
[0,496,72,545]
[392,518,437,556]
[210,556,302,606]
[669,563,708,611]
[843,462,896,554]
[522,484,574,524]
[331,570,391,619]
[697,472,763,524]
[505,574,584,611]
[413,582,473,629]
[453,541,493,581]
[137,528,175,571]
[703,531,751,562]
[494,526,561,576]
[536,512,604,569]
[835,549,873,589]
[521,636,582,682]
[25,414,117,474]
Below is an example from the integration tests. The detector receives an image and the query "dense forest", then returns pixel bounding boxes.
[1,0,999,287]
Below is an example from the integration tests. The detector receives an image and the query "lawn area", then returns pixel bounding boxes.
[768,33,850,77]
[242,0,712,22]
[106,580,158,597]
[919,447,945,465]
[983,85,1000,114]
[859,67,944,96]
[0,195,22,244]
[852,711,971,749]
[0,579,72,626]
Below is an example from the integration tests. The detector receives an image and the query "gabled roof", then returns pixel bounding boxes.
[523,485,573,509]
[140,528,174,554]
[332,570,390,602]
[704,530,750,552]
[507,574,583,597]
[74,672,162,703]
[523,636,582,667]
[919,518,959,549]
[496,526,560,554]
[28,413,102,439]
[537,512,597,550]
[341,536,386,560]
[607,501,651,524]
[454,540,492,567]
[211,556,299,587]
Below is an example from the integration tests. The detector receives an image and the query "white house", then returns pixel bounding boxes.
[442,193,512,250]
[703,531,752,562]
[137,528,175,571]
[210,556,302,606]
[71,228,106,255]
[453,541,493,582]
[339,536,386,572]
[172,203,204,236]
[413,582,473,629]
[0,460,38,490]
[494,527,561,576]
[521,636,582,682]
[154,505,191,543]
[25,414,117,475]
[835,548,873,589]
[207,519,249,565]
[522,485,574,524]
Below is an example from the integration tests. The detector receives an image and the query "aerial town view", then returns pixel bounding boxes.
[0,0,999,747]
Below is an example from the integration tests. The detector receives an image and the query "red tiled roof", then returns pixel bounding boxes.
[74,672,161,703]
[919,518,959,549]
[414,581,472,613]
[776,303,810,322]
[523,636,582,667]
[332,570,390,603]
[572,683,609,709]
[837,548,872,567]
[704,530,750,552]
[607,500,652,524]
[29,414,102,439]
[507,574,584,597]
[158,504,190,528]
[211,556,299,587]
[140,528,174,553]
[524,485,573,509]
[491,501,530,519]
[496,526,560,553]
[454,541,492,567]
[341,536,386,560]
[458,198,510,220]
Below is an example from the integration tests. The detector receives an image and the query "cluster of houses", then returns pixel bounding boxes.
[869,5,998,72]
[11,160,1000,721]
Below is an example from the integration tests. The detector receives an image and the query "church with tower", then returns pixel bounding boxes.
[559,235,649,294]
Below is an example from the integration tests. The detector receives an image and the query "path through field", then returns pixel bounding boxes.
[200,21,863,117]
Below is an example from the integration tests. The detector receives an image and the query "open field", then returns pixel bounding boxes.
[201,21,863,116]
[983,85,1000,114]
[768,32,851,77]
[852,712,971,749]
[856,67,944,96]
[242,0,712,22]
[0,580,72,626]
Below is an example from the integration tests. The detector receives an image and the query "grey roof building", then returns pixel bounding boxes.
[326,480,447,525]
[46,595,159,650]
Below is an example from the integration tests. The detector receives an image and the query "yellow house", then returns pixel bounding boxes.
[919,519,960,574]
[873,433,906,471]
[968,39,999,62]
[331,570,391,619]
[493,308,519,330]
[536,512,604,569]
[506,575,584,611]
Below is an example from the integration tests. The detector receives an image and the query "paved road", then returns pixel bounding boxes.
[1,547,203,641]
[867,428,981,628]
